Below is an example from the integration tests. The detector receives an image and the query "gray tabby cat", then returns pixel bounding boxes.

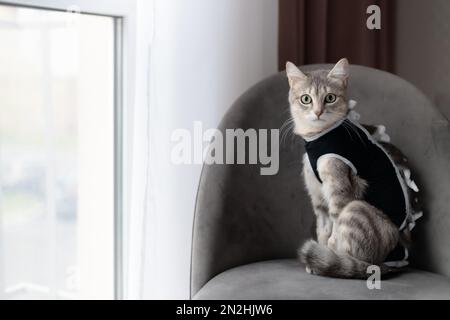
[286,58,410,278]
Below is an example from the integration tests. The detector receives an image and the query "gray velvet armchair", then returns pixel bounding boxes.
[190,64,450,299]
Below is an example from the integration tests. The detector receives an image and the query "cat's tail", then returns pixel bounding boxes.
[298,239,393,279]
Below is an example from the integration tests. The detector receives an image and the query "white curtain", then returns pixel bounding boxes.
[124,0,278,299]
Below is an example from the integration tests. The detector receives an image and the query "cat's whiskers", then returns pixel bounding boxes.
[280,117,296,146]
[341,121,354,141]
[342,121,366,145]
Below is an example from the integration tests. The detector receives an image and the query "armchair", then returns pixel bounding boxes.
[190,65,450,299]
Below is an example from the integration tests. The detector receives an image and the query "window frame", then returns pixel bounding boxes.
[0,0,150,300]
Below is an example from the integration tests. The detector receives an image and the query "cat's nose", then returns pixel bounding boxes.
[314,110,323,119]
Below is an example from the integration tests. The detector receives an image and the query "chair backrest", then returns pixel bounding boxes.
[190,64,450,297]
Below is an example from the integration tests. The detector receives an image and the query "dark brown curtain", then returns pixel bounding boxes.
[278,0,395,71]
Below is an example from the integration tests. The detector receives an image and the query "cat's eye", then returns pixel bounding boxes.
[324,93,337,104]
[299,94,312,105]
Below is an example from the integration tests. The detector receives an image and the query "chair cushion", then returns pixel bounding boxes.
[193,259,450,300]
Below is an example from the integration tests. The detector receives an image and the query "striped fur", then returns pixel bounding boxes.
[299,240,393,279]
[287,59,403,278]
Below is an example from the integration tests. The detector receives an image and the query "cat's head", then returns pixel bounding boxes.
[286,58,350,138]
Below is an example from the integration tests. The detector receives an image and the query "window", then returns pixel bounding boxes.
[0,3,120,299]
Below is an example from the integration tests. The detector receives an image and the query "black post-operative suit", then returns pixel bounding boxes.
[304,118,410,265]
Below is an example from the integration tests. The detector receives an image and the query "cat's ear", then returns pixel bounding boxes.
[286,61,307,86]
[327,58,349,86]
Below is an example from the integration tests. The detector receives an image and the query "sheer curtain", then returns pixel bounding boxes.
[125,0,278,299]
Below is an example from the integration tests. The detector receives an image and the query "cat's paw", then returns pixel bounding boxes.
[327,236,337,250]
[306,266,314,274]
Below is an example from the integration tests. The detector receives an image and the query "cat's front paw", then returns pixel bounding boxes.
[306,266,314,274]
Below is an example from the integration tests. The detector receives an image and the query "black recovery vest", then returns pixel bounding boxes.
[304,118,411,265]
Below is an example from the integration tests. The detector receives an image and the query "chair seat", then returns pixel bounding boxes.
[193,259,450,300]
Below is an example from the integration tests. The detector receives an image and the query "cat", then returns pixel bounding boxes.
[286,58,414,278]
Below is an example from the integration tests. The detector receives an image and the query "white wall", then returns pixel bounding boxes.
[141,0,278,299]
